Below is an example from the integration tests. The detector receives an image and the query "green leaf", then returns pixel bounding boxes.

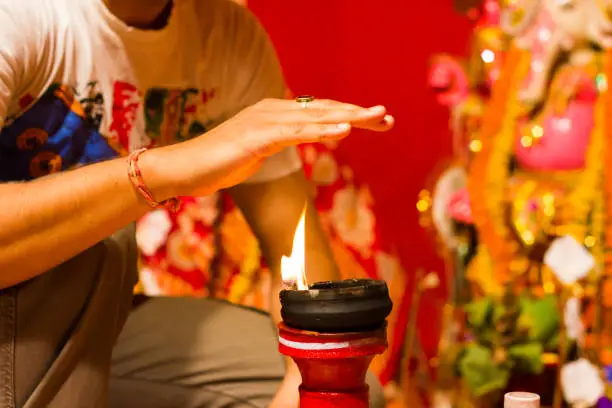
[466,298,493,330]
[475,327,495,347]
[439,344,464,372]
[544,332,559,351]
[508,342,543,374]
[458,344,511,397]
[520,295,559,344]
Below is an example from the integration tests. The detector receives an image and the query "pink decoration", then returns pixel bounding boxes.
[447,188,473,224]
[478,0,500,27]
[515,68,597,171]
[428,55,470,107]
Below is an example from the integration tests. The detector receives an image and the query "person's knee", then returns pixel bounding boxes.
[366,371,386,408]
[112,298,387,408]
[111,298,285,407]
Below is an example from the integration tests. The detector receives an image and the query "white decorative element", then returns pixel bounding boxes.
[431,165,467,249]
[543,235,595,285]
[560,358,604,407]
[481,49,495,63]
[278,336,379,351]
[538,28,552,42]
[564,297,584,344]
[139,267,164,296]
[136,209,173,256]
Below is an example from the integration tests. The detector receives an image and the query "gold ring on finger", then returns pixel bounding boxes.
[296,95,315,109]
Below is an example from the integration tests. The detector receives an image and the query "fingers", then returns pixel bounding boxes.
[273,118,394,148]
[276,103,392,131]
[373,114,395,131]
[261,97,387,118]
[277,122,353,145]
[299,100,395,131]
[285,104,385,122]
[346,111,394,131]
[289,98,365,111]
[259,98,365,112]
[257,97,394,133]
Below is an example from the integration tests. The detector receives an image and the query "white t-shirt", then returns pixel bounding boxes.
[0,0,301,183]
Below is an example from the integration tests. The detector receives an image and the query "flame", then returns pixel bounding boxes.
[281,205,309,290]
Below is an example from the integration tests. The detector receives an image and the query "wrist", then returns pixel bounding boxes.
[136,146,183,202]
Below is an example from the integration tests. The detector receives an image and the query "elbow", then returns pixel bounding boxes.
[0,247,56,290]
[0,257,37,289]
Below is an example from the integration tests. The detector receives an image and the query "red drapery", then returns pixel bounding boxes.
[248,0,473,364]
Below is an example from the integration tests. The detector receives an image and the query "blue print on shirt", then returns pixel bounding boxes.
[0,83,119,182]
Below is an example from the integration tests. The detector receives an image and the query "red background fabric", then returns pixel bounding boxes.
[248,0,473,361]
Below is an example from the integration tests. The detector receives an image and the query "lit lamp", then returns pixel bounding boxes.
[278,206,393,408]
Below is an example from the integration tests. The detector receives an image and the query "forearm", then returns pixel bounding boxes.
[0,148,174,289]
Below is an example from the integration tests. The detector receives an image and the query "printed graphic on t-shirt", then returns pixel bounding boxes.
[108,81,141,152]
[0,82,219,182]
[0,83,117,181]
[144,87,217,146]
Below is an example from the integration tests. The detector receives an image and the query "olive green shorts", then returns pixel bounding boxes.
[0,226,384,408]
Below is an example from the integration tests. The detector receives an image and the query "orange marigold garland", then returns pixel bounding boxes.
[602,50,612,323]
[604,50,612,278]
[557,57,605,248]
[470,47,609,286]
[588,48,611,364]
[468,47,528,283]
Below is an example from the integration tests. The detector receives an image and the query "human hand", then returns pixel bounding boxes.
[167,98,394,197]
[269,364,302,408]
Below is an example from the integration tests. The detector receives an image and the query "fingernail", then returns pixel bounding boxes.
[337,123,351,131]
[381,114,393,124]
[369,105,385,113]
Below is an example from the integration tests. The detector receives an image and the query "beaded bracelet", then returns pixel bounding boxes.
[127,148,180,212]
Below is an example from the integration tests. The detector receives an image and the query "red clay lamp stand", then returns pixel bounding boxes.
[278,279,393,408]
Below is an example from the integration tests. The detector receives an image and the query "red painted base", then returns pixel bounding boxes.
[299,388,370,408]
[278,323,388,408]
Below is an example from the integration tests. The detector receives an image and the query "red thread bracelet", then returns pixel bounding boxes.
[127,148,180,212]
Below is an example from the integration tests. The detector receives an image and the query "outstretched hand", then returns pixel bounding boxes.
[171,98,394,197]
[239,97,394,157]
